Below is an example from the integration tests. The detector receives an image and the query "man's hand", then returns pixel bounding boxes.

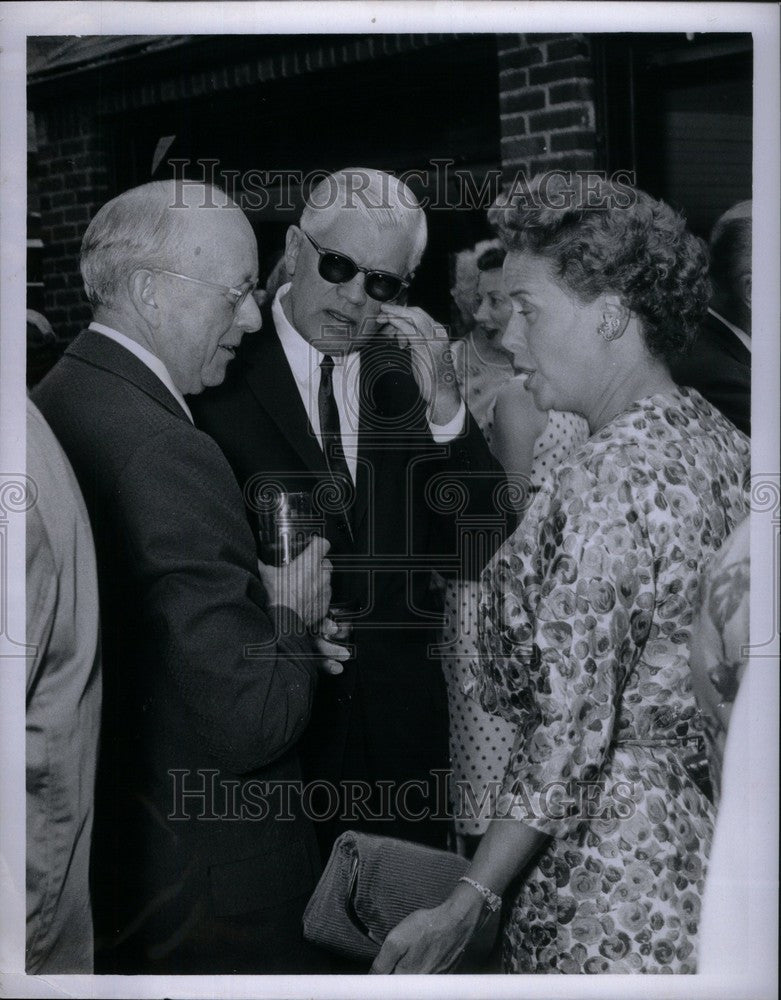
[257,535,332,627]
[314,617,351,675]
[378,304,461,425]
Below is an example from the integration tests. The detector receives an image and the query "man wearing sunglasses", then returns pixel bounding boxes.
[33,180,335,973]
[190,168,506,862]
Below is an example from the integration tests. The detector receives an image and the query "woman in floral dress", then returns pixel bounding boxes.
[373,176,751,975]
[686,516,753,971]
[443,243,589,853]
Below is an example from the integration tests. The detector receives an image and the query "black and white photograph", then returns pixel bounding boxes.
[0,3,778,999]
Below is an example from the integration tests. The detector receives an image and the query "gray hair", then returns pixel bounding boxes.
[80,180,231,307]
[299,168,427,273]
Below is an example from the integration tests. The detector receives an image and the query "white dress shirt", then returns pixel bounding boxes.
[273,284,465,483]
[708,307,751,354]
[89,322,193,423]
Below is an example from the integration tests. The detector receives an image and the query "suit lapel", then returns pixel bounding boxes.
[241,320,330,477]
[240,324,421,540]
[352,342,424,539]
[352,389,373,540]
[707,312,751,367]
[67,329,191,423]
[353,359,394,540]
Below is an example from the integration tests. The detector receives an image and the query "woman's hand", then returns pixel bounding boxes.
[370,883,485,974]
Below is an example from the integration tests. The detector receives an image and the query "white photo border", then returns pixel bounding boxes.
[1,3,778,998]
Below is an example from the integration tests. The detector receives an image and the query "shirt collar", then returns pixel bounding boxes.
[708,307,752,354]
[272,283,347,384]
[88,322,193,422]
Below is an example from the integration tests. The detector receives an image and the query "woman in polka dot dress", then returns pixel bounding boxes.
[442,245,589,855]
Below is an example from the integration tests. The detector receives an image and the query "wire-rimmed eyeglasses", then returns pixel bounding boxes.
[154,269,259,312]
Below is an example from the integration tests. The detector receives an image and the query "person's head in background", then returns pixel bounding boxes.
[449,238,499,339]
[490,173,710,429]
[26,309,61,389]
[282,168,427,355]
[709,200,751,336]
[473,243,513,340]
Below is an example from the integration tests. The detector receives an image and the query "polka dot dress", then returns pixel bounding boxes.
[441,577,516,835]
[531,409,590,480]
[440,407,590,836]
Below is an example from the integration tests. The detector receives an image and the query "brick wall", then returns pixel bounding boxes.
[31,34,598,341]
[34,101,109,339]
[498,34,597,181]
[28,34,463,343]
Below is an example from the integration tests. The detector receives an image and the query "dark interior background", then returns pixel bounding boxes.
[594,33,752,238]
[27,32,753,344]
[106,36,503,321]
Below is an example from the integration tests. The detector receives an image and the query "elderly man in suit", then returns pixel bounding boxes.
[190,168,507,860]
[33,180,335,973]
[672,200,752,435]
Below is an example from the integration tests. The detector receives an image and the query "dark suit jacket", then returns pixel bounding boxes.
[671,310,751,436]
[189,306,508,856]
[33,330,325,974]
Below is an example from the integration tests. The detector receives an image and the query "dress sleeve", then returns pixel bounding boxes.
[479,453,656,837]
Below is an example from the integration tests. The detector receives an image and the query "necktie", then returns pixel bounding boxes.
[318,355,355,542]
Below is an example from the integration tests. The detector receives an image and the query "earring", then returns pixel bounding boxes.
[599,315,622,341]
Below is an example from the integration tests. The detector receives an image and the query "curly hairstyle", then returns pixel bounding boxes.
[488,174,710,362]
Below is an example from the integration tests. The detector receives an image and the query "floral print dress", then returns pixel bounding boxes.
[442,407,589,838]
[688,515,751,805]
[476,388,750,973]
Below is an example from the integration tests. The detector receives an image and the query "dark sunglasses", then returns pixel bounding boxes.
[303,231,412,303]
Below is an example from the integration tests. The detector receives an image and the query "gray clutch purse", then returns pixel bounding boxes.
[302,830,471,962]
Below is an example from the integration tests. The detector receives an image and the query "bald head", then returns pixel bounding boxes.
[80,180,247,308]
[80,179,261,395]
[709,199,752,332]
